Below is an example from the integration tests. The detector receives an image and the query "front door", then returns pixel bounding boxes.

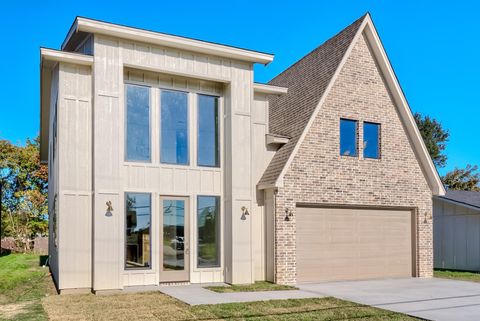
[160,196,190,282]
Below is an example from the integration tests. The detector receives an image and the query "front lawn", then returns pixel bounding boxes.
[0,253,419,320]
[0,253,53,321]
[43,292,418,321]
[206,281,298,293]
[434,269,480,283]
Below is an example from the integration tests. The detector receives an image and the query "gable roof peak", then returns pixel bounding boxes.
[259,13,445,196]
[268,13,369,87]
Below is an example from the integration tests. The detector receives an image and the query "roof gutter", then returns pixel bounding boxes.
[63,17,274,64]
[434,196,480,212]
[253,83,288,95]
[41,48,94,66]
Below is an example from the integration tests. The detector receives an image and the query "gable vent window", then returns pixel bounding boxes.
[340,118,358,157]
[363,122,380,159]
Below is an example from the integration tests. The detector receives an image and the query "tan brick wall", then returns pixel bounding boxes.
[274,33,433,285]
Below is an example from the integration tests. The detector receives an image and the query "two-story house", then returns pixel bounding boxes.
[40,13,444,293]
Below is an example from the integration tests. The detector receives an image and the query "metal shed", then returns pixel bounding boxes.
[434,191,480,272]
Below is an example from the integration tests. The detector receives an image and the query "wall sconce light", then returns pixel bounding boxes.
[241,206,249,220]
[106,201,114,217]
[424,211,432,223]
[285,207,293,221]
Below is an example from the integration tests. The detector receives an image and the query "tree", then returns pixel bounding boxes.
[442,164,480,192]
[414,112,449,168]
[0,136,48,251]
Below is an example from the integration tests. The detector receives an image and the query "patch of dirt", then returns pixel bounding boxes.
[0,301,32,319]
[0,295,9,305]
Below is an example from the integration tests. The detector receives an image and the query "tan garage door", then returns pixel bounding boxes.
[296,207,414,283]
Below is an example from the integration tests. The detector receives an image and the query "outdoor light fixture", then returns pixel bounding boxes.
[241,206,249,220]
[285,207,293,221]
[424,211,432,223]
[106,201,114,217]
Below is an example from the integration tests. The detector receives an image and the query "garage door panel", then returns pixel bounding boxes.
[296,207,413,283]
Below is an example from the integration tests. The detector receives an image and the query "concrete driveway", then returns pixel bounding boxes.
[298,278,480,321]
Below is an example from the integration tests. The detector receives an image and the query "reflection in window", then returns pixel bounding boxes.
[197,196,220,268]
[126,85,150,161]
[364,122,380,159]
[197,95,219,167]
[52,195,58,248]
[125,193,151,269]
[162,199,185,271]
[161,90,189,165]
[340,119,358,156]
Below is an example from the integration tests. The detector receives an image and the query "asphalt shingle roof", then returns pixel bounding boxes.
[439,190,480,209]
[258,14,367,187]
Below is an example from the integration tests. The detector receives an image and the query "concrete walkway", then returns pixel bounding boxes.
[159,283,321,305]
[160,278,480,320]
[298,278,480,321]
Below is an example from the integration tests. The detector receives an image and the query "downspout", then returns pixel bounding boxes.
[273,188,277,284]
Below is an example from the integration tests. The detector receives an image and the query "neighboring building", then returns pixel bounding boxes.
[40,13,444,293]
[434,190,480,272]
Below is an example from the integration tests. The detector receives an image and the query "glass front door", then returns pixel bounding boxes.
[160,196,190,282]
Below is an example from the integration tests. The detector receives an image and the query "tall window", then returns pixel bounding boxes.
[125,193,151,269]
[161,90,189,165]
[364,122,380,159]
[197,196,220,268]
[125,84,150,161]
[340,118,358,157]
[197,95,219,167]
[52,195,58,248]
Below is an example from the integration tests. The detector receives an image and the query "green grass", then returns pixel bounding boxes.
[0,253,52,321]
[206,281,298,293]
[43,292,417,321]
[0,254,418,320]
[434,269,480,282]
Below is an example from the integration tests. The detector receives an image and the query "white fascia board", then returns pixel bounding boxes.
[273,16,446,197]
[274,17,369,189]
[253,83,288,95]
[362,16,445,196]
[257,182,276,190]
[73,17,274,64]
[41,48,94,66]
[266,134,290,145]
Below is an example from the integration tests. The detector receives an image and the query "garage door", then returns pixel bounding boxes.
[296,207,414,283]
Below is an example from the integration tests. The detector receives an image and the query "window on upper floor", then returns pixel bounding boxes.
[160,90,189,165]
[340,118,358,157]
[125,84,151,162]
[363,122,380,159]
[197,95,220,167]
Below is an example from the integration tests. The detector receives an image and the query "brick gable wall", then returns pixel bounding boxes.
[274,33,433,285]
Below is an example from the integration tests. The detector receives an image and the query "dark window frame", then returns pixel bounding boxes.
[363,121,381,159]
[339,118,358,157]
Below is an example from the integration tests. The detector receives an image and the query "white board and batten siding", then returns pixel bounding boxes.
[434,198,480,272]
[91,34,257,290]
[56,62,93,290]
[251,93,276,281]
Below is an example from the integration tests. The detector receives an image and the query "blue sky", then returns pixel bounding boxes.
[1,0,478,175]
